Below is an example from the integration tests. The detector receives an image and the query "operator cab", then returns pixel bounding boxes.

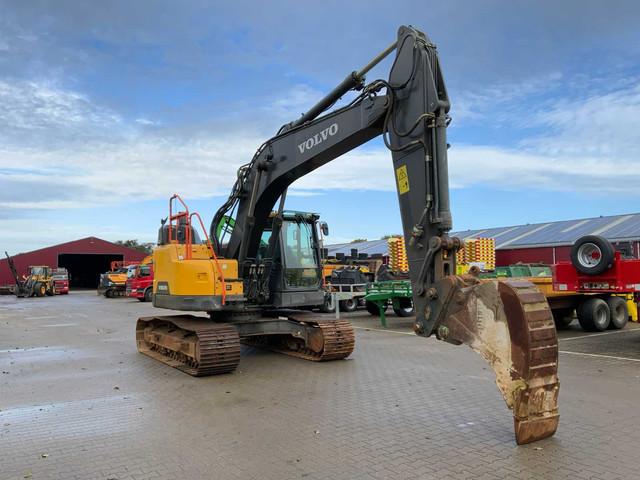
[29,266,51,277]
[259,211,325,307]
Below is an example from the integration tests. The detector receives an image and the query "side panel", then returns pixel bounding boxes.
[152,244,244,312]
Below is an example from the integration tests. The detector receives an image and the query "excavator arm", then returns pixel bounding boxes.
[210,25,559,444]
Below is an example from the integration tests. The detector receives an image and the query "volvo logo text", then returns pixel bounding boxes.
[297,123,339,154]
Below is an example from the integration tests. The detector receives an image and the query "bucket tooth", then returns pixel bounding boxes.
[437,278,559,444]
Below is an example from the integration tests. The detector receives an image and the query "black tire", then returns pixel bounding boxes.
[392,297,414,317]
[339,298,358,313]
[320,295,336,313]
[570,235,615,275]
[606,296,628,329]
[365,300,387,316]
[144,288,153,303]
[577,298,610,331]
[552,308,574,329]
[36,283,46,297]
[105,289,113,298]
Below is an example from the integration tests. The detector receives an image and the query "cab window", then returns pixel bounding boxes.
[281,221,319,288]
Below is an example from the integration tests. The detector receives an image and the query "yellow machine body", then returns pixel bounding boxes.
[152,243,244,311]
[106,272,128,286]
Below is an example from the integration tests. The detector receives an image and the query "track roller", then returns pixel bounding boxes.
[243,317,355,361]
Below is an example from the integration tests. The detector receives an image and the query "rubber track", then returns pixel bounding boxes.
[244,318,355,361]
[136,316,240,377]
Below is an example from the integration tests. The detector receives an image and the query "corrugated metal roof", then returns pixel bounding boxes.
[326,239,389,257]
[326,212,640,256]
[465,213,640,249]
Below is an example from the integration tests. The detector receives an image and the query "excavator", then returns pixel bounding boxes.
[136,25,559,444]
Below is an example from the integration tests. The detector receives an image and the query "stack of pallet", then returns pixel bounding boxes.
[387,237,409,273]
[457,237,496,271]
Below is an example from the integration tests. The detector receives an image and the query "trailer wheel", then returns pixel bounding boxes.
[578,298,610,331]
[606,296,628,329]
[365,300,387,316]
[571,235,615,275]
[552,308,574,329]
[339,298,358,313]
[319,295,335,313]
[392,297,414,317]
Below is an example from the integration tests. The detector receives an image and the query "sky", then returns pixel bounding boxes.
[1,0,640,253]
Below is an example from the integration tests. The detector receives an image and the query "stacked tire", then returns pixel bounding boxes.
[570,235,628,332]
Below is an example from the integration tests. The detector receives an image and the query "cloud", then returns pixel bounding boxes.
[448,146,637,193]
[266,84,324,120]
[0,218,155,254]
[2,73,640,218]
[0,80,125,146]
[525,82,640,157]
[452,72,564,123]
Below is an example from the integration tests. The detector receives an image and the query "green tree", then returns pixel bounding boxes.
[351,238,368,243]
[380,234,402,239]
[115,239,154,254]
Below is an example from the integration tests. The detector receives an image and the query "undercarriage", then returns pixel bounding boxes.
[136,312,355,376]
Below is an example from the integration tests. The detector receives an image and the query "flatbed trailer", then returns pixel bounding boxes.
[526,276,636,329]
[483,235,640,331]
[322,283,367,313]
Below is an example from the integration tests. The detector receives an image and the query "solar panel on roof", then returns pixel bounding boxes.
[327,213,640,254]
[604,216,640,239]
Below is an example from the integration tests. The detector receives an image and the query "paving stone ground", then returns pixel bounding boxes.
[2,291,640,480]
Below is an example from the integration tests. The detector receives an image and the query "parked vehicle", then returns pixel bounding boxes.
[126,256,154,302]
[98,264,138,298]
[4,252,56,298]
[51,268,69,294]
[552,235,640,331]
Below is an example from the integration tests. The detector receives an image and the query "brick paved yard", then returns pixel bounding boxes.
[2,291,640,480]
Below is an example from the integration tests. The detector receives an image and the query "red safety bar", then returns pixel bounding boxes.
[168,194,227,305]
[110,260,138,271]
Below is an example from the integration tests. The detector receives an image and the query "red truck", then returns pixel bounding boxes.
[51,268,70,294]
[553,235,640,331]
[126,256,154,302]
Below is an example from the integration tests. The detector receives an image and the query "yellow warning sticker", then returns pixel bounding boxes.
[396,165,410,195]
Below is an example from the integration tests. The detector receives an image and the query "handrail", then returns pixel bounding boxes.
[168,194,192,258]
[167,194,227,305]
[190,212,227,305]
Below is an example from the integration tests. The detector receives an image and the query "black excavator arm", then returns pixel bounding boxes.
[213,26,456,338]
[208,26,560,444]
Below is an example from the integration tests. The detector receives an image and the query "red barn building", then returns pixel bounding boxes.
[1,237,148,288]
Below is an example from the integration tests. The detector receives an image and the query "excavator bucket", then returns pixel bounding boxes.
[434,278,559,444]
